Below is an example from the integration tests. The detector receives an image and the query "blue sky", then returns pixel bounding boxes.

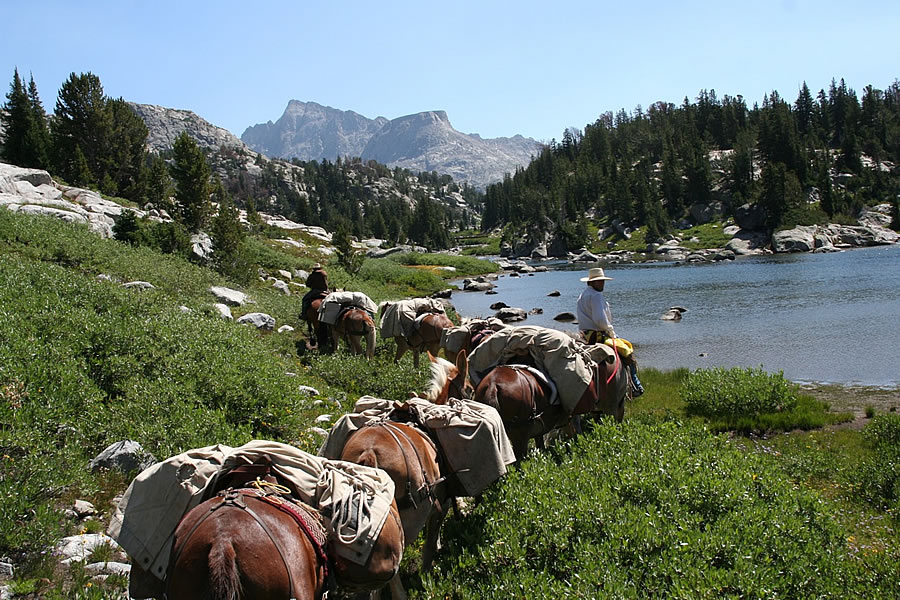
[3,0,898,143]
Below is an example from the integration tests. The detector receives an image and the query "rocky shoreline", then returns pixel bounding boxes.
[490,203,898,268]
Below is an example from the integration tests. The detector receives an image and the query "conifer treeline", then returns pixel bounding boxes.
[482,78,900,242]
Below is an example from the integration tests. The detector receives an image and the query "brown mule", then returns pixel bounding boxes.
[340,421,448,600]
[422,350,473,405]
[305,296,330,350]
[165,484,405,600]
[472,357,628,463]
[393,313,454,367]
[331,307,376,359]
[165,490,327,600]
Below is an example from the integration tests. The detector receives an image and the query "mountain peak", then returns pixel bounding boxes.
[241,102,540,189]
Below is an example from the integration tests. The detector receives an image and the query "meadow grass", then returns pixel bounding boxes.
[1,209,897,598]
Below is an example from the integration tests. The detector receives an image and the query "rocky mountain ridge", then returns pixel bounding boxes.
[241,100,388,163]
[128,103,250,153]
[240,100,542,189]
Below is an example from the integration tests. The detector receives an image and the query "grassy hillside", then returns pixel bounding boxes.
[1,210,898,598]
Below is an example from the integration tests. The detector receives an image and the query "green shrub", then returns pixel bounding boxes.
[682,367,799,418]
[420,421,898,598]
[855,414,900,513]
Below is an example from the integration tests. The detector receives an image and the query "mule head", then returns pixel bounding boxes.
[423,350,472,404]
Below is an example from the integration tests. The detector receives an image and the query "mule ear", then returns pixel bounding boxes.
[427,350,438,363]
[456,349,468,379]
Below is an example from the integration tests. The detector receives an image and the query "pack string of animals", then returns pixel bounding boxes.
[110,267,641,599]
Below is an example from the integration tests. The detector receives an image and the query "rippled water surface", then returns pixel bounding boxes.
[449,244,900,387]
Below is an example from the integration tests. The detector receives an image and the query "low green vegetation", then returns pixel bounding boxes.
[420,420,898,598]
[682,366,852,432]
[1,209,897,598]
[456,231,503,256]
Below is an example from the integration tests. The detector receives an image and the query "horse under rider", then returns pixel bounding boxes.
[301,263,329,321]
[576,267,644,396]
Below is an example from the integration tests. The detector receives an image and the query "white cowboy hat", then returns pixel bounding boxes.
[580,267,612,282]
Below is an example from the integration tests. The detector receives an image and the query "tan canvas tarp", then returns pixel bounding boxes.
[379,298,445,338]
[318,291,378,325]
[440,318,506,354]
[107,440,395,580]
[467,325,596,414]
[320,395,515,496]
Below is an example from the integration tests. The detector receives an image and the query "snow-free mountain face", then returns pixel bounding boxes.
[128,103,250,153]
[240,100,388,163]
[241,101,542,189]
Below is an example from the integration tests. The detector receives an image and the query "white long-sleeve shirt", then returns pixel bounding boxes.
[576,286,615,337]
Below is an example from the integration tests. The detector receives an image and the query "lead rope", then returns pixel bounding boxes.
[607,336,621,385]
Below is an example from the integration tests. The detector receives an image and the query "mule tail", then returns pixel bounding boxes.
[475,379,502,413]
[365,322,376,359]
[208,539,242,600]
[356,447,378,469]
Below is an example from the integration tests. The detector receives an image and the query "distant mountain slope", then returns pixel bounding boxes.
[241,100,388,162]
[241,101,541,189]
[361,110,540,189]
[128,103,249,153]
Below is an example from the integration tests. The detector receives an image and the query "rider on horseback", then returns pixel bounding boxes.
[576,267,644,397]
[301,263,329,321]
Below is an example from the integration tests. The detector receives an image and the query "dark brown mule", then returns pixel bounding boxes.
[331,307,376,359]
[165,489,327,600]
[393,313,454,367]
[164,476,405,600]
[305,296,331,350]
[340,421,447,600]
[473,353,628,463]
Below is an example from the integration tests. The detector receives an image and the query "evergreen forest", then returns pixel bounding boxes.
[483,79,900,247]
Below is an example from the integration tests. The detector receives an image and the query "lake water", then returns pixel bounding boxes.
[449,244,900,387]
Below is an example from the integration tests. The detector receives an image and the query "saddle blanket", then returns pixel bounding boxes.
[379,298,445,338]
[320,396,516,497]
[468,325,597,415]
[107,440,395,581]
[318,291,378,325]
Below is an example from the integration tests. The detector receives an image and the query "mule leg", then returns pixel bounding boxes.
[365,328,376,360]
[394,337,408,363]
[387,572,408,600]
[420,503,447,571]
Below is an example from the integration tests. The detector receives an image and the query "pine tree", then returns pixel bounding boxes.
[23,74,51,169]
[1,69,31,166]
[170,131,211,232]
[52,72,110,184]
[146,154,174,213]
[210,182,246,276]
[1,69,50,169]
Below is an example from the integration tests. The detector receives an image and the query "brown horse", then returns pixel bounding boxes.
[340,421,447,600]
[336,353,470,599]
[472,351,628,462]
[393,313,454,368]
[165,489,328,600]
[305,296,331,350]
[331,307,376,359]
[164,477,405,599]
